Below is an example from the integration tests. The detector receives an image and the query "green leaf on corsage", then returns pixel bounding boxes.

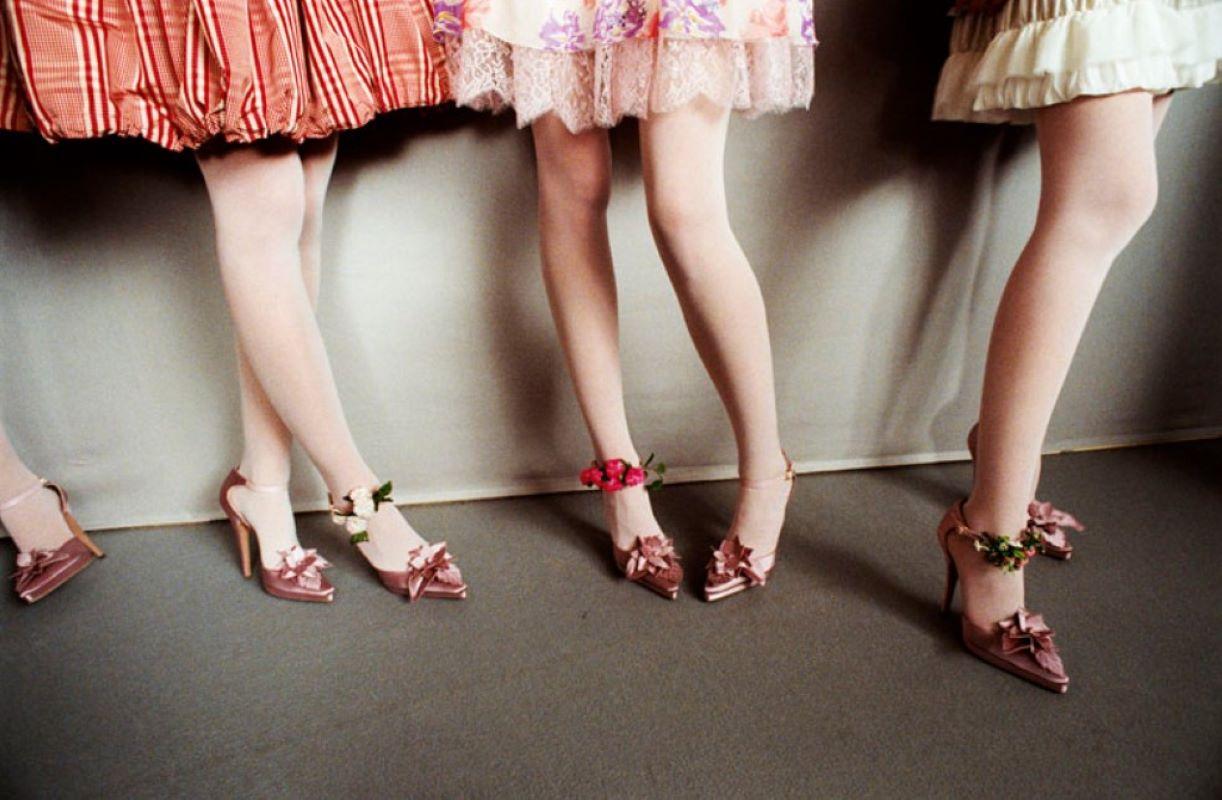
[350,531,370,545]
[973,528,1043,572]
[373,481,394,510]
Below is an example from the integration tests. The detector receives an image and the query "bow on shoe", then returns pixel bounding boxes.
[405,542,464,601]
[624,536,681,583]
[1027,501,1085,548]
[999,609,1066,678]
[707,538,766,587]
[10,548,73,595]
[275,546,332,591]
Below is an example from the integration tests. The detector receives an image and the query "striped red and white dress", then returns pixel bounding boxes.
[0,0,448,150]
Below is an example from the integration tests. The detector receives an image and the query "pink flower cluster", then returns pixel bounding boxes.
[580,458,647,492]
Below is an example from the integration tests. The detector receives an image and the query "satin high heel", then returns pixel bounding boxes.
[937,500,1069,694]
[219,469,335,603]
[581,457,682,600]
[703,457,795,602]
[329,483,468,601]
[3,479,104,603]
[966,424,1084,559]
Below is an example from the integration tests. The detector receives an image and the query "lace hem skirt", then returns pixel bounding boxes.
[933,0,1222,124]
[444,28,815,133]
[0,0,448,150]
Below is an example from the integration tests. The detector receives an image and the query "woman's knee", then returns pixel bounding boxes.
[1094,167,1159,240]
[1049,164,1159,252]
[539,158,611,215]
[645,185,726,247]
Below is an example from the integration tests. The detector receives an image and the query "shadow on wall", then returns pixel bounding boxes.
[747,2,1033,461]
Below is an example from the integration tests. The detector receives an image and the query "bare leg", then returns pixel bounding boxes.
[958,92,1164,626]
[1027,91,1173,499]
[532,115,666,550]
[639,99,789,552]
[0,417,73,552]
[225,137,340,567]
[197,141,427,571]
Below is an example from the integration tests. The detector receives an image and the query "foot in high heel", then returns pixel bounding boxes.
[967,424,1086,559]
[2,479,104,604]
[330,482,468,601]
[219,468,335,603]
[581,457,682,600]
[704,455,794,602]
[937,501,1069,694]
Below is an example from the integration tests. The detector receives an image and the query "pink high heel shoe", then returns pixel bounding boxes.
[703,457,795,602]
[967,424,1085,559]
[219,469,335,603]
[329,483,468,601]
[581,457,682,600]
[937,501,1069,694]
[3,479,104,603]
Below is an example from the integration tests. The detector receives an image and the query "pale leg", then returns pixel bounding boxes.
[639,99,789,552]
[0,418,73,551]
[957,93,1165,626]
[532,115,664,549]
[225,137,341,567]
[197,142,427,571]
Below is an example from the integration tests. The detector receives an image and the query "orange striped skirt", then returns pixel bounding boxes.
[0,0,448,151]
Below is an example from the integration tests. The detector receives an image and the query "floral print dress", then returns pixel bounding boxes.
[433,0,817,132]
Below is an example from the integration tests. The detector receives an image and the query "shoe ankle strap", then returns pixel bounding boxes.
[244,480,288,493]
[0,479,48,512]
[740,457,795,490]
[231,468,287,494]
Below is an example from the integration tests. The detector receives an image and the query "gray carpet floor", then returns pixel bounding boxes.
[1,441,1220,799]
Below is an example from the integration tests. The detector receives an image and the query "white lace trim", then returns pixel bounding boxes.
[445,28,814,132]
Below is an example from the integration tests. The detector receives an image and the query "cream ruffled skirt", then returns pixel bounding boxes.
[934,0,1222,124]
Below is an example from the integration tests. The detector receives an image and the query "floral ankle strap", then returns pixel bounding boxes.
[579,454,665,493]
[330,481,394,544]
[948,515,1045,573]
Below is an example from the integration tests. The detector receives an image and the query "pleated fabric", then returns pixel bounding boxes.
[0,0,449,150]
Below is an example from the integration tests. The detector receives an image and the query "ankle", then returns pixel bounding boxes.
[237,455,290,488]
[325,472,380,507]
[963,493,1027,536]
[0,463,41,501]
[739,449,789,484]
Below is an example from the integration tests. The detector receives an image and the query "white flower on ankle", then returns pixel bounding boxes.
[349,487,376,518]
[345,516,368,535]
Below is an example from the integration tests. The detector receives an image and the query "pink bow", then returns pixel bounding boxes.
[406,542,464,601]
[1027,501,1084,548]
[624,536,680,583]
[275,546,332,591]
[708,538,766,587]
[1000,609,1066,678]
[10,548,73,594]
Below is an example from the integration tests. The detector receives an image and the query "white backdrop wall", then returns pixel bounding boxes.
[2,7,1220,531]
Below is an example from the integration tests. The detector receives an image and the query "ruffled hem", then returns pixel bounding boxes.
[1,92,447,152]
[445,28,814,133]
[933,0,1222,123]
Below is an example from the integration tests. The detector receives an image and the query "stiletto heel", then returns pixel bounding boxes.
[703,456,795,602]
[580,457,682,600]
[330,482,468,602]
[218,468,335,603]
[3,479,103,603]
[967,423,1085,559]
[940,547,958,614]
[937,501,1069,693]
